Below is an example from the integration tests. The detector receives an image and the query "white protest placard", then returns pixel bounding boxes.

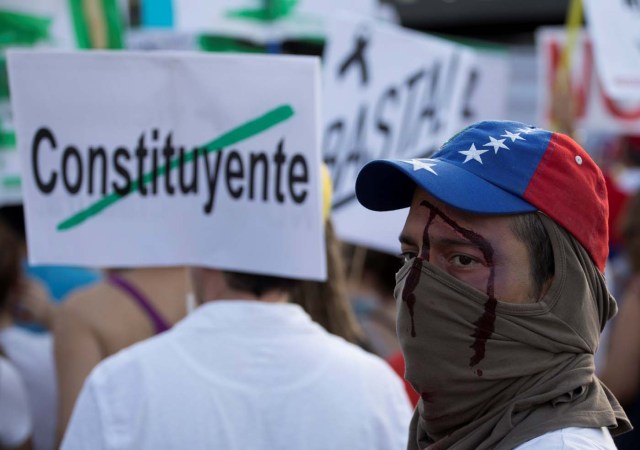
[583,0,640,101]
[536,27,640,134]
[8,51,326,281]
[0,98,21,206]
[0,0,79,205]
[172,0,380,42]
[322,15,487,254]
[0,0,77,49]
[463,47,510,126]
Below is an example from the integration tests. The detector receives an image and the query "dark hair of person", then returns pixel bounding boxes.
[622,191,640,273]
[0,205,26,242]
[291,221,364,344]
[509,212,555,300]
[342,245,401,299]
[622,136,640,167]
[0,220,22,313]
[222,271,300,299]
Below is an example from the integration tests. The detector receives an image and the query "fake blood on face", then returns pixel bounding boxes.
[401,209,437,337]
[402,200,497,368]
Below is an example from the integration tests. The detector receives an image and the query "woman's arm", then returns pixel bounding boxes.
[53,293,105,445]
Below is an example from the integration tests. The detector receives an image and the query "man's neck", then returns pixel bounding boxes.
[191,268,290,305]
[203,287,289,305]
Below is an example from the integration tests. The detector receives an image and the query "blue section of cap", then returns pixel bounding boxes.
[355,120,552,214]
[433,121,552,196]
[356,159,537,214]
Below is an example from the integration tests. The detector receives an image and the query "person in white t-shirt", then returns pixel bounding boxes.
[0,356,32,450]
[61,266,411,450]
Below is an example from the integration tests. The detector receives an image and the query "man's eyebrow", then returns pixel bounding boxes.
[431,236,481,249]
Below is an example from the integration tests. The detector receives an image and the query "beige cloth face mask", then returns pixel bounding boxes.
[395,209,630,450]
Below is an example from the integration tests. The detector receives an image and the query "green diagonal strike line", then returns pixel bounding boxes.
[56,104,295,231]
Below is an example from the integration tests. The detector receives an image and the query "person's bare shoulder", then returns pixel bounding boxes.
[55,281,132,337]
[57,277,162,356]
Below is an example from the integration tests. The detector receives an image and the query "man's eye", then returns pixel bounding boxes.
[399,251,417,262]
[450,255,476,267]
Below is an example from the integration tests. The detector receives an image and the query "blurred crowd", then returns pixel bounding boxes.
[0,133,638,449]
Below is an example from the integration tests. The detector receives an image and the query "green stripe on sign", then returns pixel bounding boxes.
[56,104,295,231]
[0,131,16,149]
[0,10,52,46]
[2,176,21,188]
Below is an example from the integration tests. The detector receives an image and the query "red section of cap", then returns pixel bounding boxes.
[523,133,609,271]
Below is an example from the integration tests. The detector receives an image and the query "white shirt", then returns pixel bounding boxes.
[0,356,32,448]
[62,301,412,450]
[0,327,57,450]
[515,427,617,449]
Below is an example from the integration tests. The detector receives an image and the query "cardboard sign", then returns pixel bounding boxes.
[0,1,79,205]
[464,47,510,126]
[536,27,640,134]
[0,100,22,206]
[172,0,379,42]
[323,16,487,254]
[584,0,640,101]
[0,0,77,49]
[9,51,326,281]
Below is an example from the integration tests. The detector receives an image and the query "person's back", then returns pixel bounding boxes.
[0,327,55,450]
[53,267,188,441]
[0,355,33,450]
[61,271,412,450]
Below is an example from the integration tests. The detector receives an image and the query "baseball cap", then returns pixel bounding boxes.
[355,120,609,271]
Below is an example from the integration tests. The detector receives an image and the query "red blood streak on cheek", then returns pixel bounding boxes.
[419,200,497,369]
[401,209,437,338]
[401,259,422,338]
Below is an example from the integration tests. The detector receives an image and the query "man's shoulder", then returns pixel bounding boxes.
[317,334,405,384]
[515,427,617,450]
[88,328,176,389]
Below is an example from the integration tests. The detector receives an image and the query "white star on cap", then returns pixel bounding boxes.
[459,143,488,164]
[517,127,535,134]
[483,136,509,154]
[501,130,525,142]
[402,159,438,175]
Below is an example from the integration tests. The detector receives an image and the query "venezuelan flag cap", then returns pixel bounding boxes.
[355,120,609,272]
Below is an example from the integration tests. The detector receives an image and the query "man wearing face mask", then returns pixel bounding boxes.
[355,120,632,449]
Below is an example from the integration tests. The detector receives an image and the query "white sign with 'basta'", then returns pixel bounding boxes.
[323,15,486,255]
[9,51,326,281]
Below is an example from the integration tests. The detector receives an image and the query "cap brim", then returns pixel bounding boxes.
[355,159,537,214]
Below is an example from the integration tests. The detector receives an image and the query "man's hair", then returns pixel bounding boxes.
[509,213,555,300]
[0,221,21,312]
[222,271,300,298]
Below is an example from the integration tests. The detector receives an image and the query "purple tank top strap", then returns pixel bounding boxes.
[108,273,171,334]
